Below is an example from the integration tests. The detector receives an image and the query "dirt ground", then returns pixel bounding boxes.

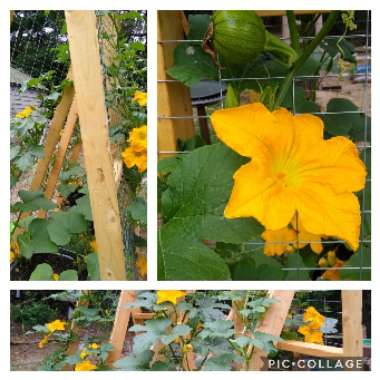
[10,322,135,371]
[10,323,65,371]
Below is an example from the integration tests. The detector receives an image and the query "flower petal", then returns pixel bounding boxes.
[211,103,277,158]
[295,183,361,250]
[225,161,296,230]
[294,113,324,143]
[296,136,366,193]
[261,226,297,256]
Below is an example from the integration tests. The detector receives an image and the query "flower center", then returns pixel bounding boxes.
[272,157,300,187]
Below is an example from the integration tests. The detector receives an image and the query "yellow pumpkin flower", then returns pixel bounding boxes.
[291,216,323,254]
[37,335,49,349]
[322,258,345,281]
[80,349,89,360]
[136,254,147,278]
[303,306,325,328]
[75,360,97,371]
[318,257,328,267]
[211,103,366,251]
[262,215,323,256]
[46,319,66,333]
[182,344,193,353]
[156,290,187,305]
[298,324,324,344]
[133,90,147,107]
[88,343,99,350]
[261,226,296,256]
[10,242,20,263]
[128,125,147,152]
[52,273,60,281]
[327,250,337,266]
[16,106,33,119]
[122,146,147,173]
[90,239,97,253]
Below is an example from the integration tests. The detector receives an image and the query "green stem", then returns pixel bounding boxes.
[274,11,338,109]
[301,13,322,38]
[265,31,298,66]
[286,11,301,54]
[10,211,22,238]
[197,350,210,371]
[168,343,180,364]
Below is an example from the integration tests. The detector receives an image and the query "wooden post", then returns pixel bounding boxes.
[66,11,126,280]
[157,11,195,157]
[69,142,82,163]
[107,291,139,364]
[43,100,78,201]
[342,290,363,356]
[30,76,74,193]
[249,290,295,370]
[276,340,343,357]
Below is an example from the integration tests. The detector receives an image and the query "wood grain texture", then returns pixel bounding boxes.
[342,290,363,356]
[66,10,126,280]
[30,75,74,193]
[107,291,139,364]
[157,11,195,157]
[43,99,78,201]
[276,340,344,357]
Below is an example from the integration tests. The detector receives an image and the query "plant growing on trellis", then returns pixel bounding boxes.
[10,11,147,281]
[158,10,371,281]
[114,290,280,371]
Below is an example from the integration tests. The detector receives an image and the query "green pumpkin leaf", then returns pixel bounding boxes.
[86,253,100,280]
[14,190,56,212]
[167,43,218,87]
[73,195,93,221]
[158,144,263,280]
[59,270,78,281]
[323,98,365,136]
[29,263,54,280]
[283,253,312,280]
[126,197,147,226]
[114,350,153,370]
[232,254,284,281]
[19,219,58,258]
[46,210,87,246]
[340,247,371,280]
[47,213,72,246]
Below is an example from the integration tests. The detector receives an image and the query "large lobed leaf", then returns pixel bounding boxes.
[158,143,263,280]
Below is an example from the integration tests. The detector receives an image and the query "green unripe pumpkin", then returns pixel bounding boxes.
[212,10,298,67]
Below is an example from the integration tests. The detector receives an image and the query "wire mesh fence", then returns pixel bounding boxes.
[157,11,371,280]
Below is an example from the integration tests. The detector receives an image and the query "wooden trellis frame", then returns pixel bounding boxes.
[157,11,195,157]
[104,290,363,371]
[13,11,127,280]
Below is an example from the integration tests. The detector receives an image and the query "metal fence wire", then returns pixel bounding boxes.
[157,11,371,280]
